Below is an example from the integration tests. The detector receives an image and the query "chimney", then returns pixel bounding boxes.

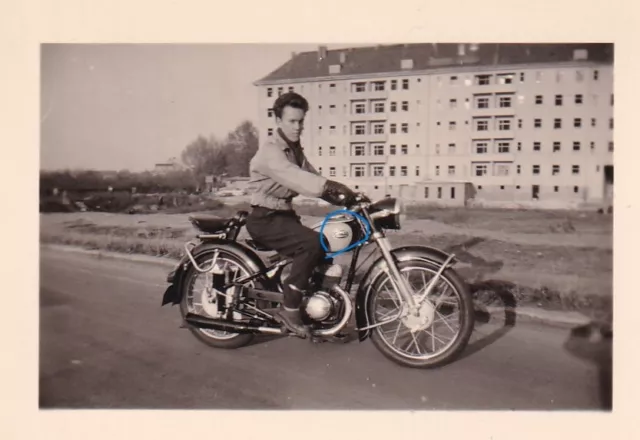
[339,51,346,64]
[318,45,328,61]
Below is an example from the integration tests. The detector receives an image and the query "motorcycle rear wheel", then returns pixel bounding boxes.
[179,250,260,349]
[367,259,474,369]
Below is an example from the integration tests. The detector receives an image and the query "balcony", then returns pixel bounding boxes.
[351,89,389,99]
[470,106,517,117]
[350,133,389,143]
[470,129,516,139]
[349,111,388,121]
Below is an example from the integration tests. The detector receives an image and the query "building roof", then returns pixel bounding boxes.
[255,43,613,85]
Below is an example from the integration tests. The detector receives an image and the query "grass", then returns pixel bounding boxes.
[40,203,613,318]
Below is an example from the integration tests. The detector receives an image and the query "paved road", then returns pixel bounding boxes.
[39,247,611,410]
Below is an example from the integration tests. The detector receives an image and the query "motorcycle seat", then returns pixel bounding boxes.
[189,214,233,233]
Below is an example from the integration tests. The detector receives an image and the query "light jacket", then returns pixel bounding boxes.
[248,128,327,211]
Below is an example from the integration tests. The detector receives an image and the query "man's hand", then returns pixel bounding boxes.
[321,180,358,207]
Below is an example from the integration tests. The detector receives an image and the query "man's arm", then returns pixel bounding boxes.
[254,143,327,197]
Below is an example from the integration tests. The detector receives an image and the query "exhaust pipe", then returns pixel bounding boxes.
[184,313,284,335]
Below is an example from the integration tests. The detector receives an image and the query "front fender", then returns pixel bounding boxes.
[160,239,269,306]
[354,245,458,341]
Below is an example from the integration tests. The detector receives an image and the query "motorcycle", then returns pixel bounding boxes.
[161,195,475,369]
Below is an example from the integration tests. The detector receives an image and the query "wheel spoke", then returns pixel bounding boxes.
[435,311,457,333]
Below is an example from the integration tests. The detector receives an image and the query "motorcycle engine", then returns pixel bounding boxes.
[304,292,335,321]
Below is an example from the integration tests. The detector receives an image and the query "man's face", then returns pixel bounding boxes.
[276,106,305,142]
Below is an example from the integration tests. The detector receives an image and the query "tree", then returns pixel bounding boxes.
[222,120,259,177]
[181,135,227,183]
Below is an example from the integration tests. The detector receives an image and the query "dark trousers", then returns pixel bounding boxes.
[245,206,326,309]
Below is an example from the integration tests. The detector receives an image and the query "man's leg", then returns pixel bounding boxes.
[246,209,326,337]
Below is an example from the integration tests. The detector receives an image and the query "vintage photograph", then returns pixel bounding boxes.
[39,43,613,410]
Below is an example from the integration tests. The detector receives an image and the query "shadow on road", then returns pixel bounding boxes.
[457,279,518,361]
[563,320,613,410]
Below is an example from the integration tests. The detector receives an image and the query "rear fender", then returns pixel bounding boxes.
[161,239,269,306]
[354,245,458,341]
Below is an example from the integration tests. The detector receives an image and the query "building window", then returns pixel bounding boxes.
[353,144,365,156]
[400,166,408,177]
[448,165,455,176]
[449,121,457,131]
[267,128,273,136]
[552,165,560,175]
[437,187,442,199]
[518,119,523,129]
[352,165,365,177]
[415,166,420,177]
[424,187,429,198]
[498,95,512,108]
[592,118,597,127]
[553,142,561,152]
[474,140,489,154]
[267,108,273,117]
[591,141,595,150]
[329,84,336,93]
[495,163,510,176]
[329,167,336,177]
[277,87,283,96]
[473,163,489,177]
[573,141,581,151]
[448,143,456,154]
[554,186,559,192]
[497,140,511,153]
[353,82,366,93]
[389,166,396,176]
[373,123,385,134]
[373,102,385,113]
[554,118,562,129]
[609,141,614,152]
[402,101,409,111]
[389,145,396,155]
[353,124,366,135]
[372,165,384,177]
[402,79,409,90]
[372,81,385,91]
[535,95,543,105]
[475,96,490,109]
[574,186,580,193]
[594,70,599,80]
[534,118,542,128]
[476,119,489,131]
[390,123,397,134]
[329,126,336,135]
[572,165,580,175]
[450,99,457,109]
[329,105,336,114]
[555,95,563,106]
[610,118,614,129]
[532,165,540,175]
[401,145,408,155]
[401,123,409,134]
[329,146,336,156]
[520,72,525,82]
[373,144,385,156]
[517,165,521,174]
[451,187,456,199]
[517,142,522,151]
[435,166,440,176]
[575,94,583,104]
[267,88,273,97]
[533,142,541,151]
[574,118,582,128]
[611,94,614,106]
[318,146,323,156]
[342,166,347,177]
[354,102,366,114]
[497,74,514,84]
[498,118,512,131]
[318,167,322,175]
[475,74,491,85]
[391,80,397,90]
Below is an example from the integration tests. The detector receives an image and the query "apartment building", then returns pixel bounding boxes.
[254,43,614,207]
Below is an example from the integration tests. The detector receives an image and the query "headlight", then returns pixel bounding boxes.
[369,197,403,230]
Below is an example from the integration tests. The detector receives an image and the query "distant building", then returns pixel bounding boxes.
[153,157,184,175]
[254,43,614,207]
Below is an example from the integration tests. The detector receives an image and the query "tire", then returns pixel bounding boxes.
[179,249,260,349]
[367,259,475,369]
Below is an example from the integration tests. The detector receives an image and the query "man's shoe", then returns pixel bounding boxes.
[274,307,311,339]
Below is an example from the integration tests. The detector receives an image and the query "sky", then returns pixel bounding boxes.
[40,43,358,172]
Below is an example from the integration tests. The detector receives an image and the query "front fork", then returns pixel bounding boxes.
[373,233,453,324]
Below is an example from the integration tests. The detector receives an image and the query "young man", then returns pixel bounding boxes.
[246,92,358,338]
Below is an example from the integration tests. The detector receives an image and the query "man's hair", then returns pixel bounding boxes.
[272,92,309,119]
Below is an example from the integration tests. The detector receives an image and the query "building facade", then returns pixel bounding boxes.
[254,44,614,207]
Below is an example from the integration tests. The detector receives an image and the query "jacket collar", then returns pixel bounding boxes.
[276,128,303,152]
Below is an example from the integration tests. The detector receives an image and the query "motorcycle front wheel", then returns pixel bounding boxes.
[366,259,475,369]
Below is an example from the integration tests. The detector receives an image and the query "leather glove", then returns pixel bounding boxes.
[321,179,358,207]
